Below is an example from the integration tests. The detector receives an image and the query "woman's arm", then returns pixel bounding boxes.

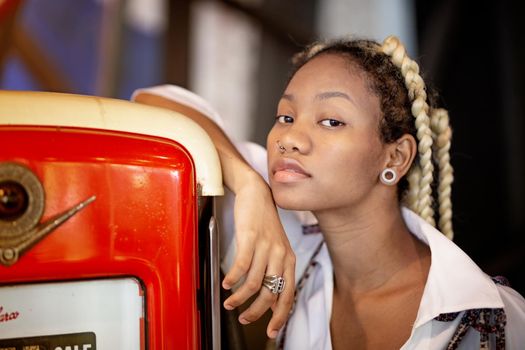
[133,90,296,339]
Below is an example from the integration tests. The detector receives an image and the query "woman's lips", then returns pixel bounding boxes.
[272,158,311,183]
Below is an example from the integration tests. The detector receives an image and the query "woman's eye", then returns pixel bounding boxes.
[320,119,345,127]
[276,115,294,124]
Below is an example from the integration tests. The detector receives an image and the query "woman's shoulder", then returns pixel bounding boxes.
[497,280,525,308]
[497,281,525,316]
[495,281,525,346]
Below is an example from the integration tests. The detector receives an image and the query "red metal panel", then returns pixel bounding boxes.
[0,126,199,349]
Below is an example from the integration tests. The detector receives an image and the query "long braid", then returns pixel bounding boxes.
[381,36,436,227]
[404,165,422,214]
[430,108,454,239]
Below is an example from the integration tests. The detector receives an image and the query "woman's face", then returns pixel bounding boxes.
[267,53,388,213]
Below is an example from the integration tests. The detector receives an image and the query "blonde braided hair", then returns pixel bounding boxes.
[381,36,435,227]
[289,35,454,239]
[430,108,454,239]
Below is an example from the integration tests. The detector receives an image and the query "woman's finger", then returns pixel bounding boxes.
[237,280,279,325]
[222,233,256,290]
[223,239,269,310]
[266,255,295,338]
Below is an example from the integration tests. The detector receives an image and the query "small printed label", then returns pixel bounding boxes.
[0,306,20,324]
[0,332,96,350]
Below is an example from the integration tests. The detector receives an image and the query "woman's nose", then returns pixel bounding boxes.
[279,124,312,155]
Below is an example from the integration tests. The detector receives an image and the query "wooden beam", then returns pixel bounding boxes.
[11,25,73,92]
[95,0,124,97]
[0,0,23,79]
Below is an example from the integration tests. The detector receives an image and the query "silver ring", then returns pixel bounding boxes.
[262,274,285,294]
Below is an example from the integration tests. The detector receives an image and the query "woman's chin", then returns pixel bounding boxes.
[273,194,312,211]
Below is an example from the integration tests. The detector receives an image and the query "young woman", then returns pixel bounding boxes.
[133,35,525,349]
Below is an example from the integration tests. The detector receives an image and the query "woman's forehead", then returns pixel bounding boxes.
[283,54,379,111]
[287,54,367,90]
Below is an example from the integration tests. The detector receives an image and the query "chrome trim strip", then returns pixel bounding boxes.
[209,215,221,349]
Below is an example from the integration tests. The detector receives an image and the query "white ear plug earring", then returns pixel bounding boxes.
[380,168,397,185]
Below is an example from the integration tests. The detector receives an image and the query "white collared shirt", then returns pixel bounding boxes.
[282,208,525,349]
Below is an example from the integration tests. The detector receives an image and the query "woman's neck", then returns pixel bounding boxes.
[314,199,430,295]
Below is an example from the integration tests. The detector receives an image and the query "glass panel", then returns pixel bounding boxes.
[0,278,144,350]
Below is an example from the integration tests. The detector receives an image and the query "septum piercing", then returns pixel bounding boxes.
[277,141,286,154]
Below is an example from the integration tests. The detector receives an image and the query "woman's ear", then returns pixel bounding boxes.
[383,134,417,183]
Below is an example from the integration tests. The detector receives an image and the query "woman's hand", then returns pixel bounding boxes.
[222,171,296,339]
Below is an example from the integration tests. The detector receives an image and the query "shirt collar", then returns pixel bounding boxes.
[401,207,504,328]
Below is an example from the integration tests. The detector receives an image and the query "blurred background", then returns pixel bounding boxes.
[1,0,524,329]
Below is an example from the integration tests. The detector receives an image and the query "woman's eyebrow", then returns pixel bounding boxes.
[280,91,354,104]
[281,93,294,101]
[315,91,354,103]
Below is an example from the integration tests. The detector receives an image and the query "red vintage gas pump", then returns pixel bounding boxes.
[0,90,224,349]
